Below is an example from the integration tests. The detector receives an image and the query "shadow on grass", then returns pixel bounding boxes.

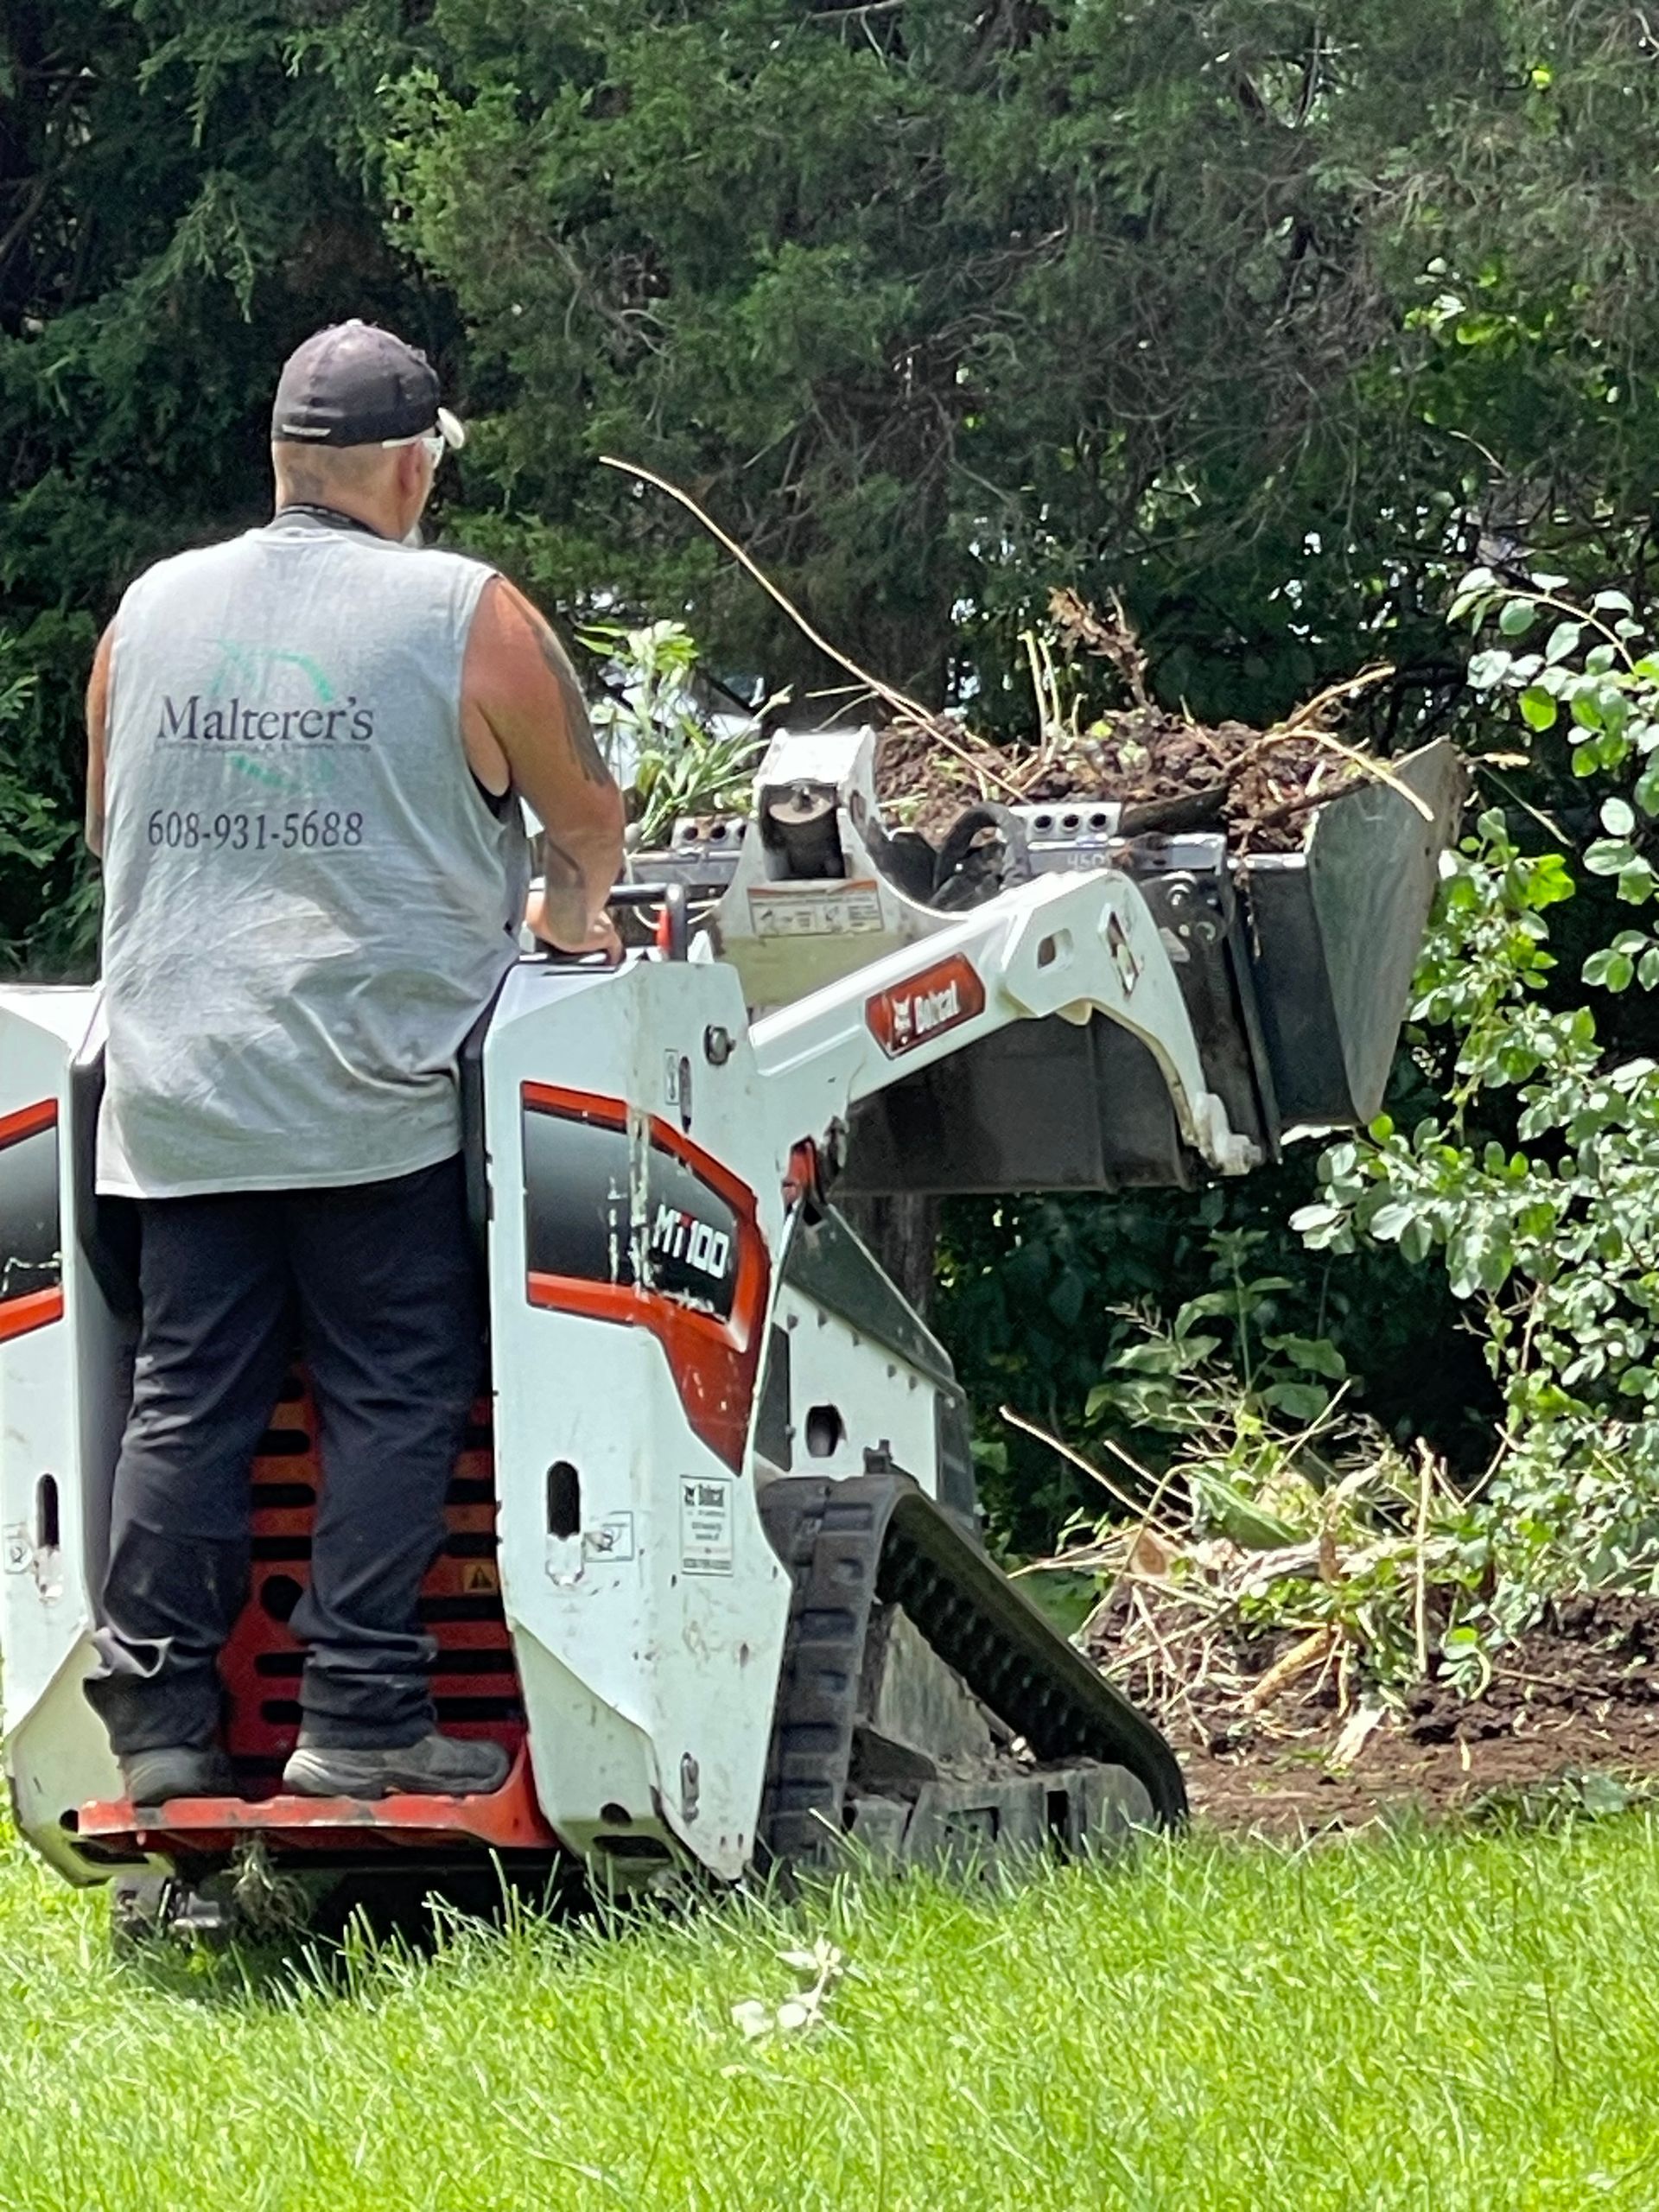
[105,1845,753,2008]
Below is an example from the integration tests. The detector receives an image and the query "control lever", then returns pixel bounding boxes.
[534,881,690,964]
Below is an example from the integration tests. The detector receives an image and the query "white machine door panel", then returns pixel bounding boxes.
[485,960,792,1878]
[0,993,98,1743]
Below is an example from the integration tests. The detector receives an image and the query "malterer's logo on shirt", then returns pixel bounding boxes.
[156,693,375,744]
[153,639,373,746]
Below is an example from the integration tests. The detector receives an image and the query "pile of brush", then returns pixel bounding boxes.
[874,589,1398,856]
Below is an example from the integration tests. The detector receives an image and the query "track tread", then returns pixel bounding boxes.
[757,1469,1185,1868]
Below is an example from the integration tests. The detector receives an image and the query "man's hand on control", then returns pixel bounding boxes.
[563,912,626,963]
[526,887,624,963]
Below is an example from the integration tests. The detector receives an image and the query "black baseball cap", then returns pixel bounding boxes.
[270,320,465,450]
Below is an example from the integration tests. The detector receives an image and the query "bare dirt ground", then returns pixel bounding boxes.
[1090,1594,1659,1839]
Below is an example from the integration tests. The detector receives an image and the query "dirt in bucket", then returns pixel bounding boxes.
[872,593,1390,856]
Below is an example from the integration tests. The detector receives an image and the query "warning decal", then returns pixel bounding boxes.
[747,880,883,938]
[680,1475,734,1576]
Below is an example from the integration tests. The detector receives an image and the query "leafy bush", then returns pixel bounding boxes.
[1296,574,1659,1630]
[0,622,99,976]
[996,574,1659,1697]
[582,619,766,845]
[1005,1230,1494,1700]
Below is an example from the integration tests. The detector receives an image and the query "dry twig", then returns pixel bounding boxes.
[1244,1625,1341,1713]
[999,1404,1185,1543]
[599,454,1028,803]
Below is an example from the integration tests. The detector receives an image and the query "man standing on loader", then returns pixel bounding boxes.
[80,320,626,1807]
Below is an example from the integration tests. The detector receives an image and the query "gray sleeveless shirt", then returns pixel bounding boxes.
[97,512,530,1198]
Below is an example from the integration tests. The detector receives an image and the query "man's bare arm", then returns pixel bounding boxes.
[461,578,626,949]
[85,624,115,857]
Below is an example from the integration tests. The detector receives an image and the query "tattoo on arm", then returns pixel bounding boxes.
[541,833,584,891]
[535,624,613,787]
[537,830,592,944]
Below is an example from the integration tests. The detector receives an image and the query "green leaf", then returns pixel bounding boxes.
[1190,1474,1300,1551]
[1468,649,1514,690]
[1585,838,1636,876]
[1585,947,1636,991]
[1543,621,1583,665]
[1289,1201,1344,1241]
[1263,1333,1347,1378]
[1260,1380,1332,1423]
[1401,1217,1435,1263]
[1593,590,1636,615]
[1498,599,1538,637]
[1603,797,1637,836]
[1519,685,1558,731]
[1370,1200,1419,1242]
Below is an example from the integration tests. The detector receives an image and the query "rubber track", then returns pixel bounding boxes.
[758,1470,1185,1867]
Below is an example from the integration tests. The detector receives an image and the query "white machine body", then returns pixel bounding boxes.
[2,722,1460,1889]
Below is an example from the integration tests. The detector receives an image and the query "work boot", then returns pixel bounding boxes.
[121,1745,235,1807]
[281,1732,511,1801]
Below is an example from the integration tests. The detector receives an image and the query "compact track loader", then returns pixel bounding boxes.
[0,728,1460,1928]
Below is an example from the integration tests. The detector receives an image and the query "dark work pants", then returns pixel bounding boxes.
[85,1157,482,1756]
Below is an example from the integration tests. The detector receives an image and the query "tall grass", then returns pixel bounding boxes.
[0,1811,1654,2209]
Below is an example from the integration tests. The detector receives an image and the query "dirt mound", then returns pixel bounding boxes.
[871,601,1389,854]
[1102,1593,1659,1838]
[872,715,1357,856]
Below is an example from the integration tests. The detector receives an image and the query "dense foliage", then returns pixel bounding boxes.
[1,0,450,969]
[11,3,1659,1593]
[378,0,1659,729]
[983,574,1659,1681]
[15,1,1659,964]
[1300,575,1659,1622]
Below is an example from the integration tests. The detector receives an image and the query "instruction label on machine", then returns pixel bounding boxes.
[680,1475,734,1575]
[747,880,883,938]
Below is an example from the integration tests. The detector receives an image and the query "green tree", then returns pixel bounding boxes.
[384,0,1659,729]
[0,1,434,969]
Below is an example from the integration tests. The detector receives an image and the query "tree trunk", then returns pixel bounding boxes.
[836,1193,941,1320]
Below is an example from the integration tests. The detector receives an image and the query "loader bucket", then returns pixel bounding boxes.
[1241,738,1465,1131]
[836,737,1465,1193]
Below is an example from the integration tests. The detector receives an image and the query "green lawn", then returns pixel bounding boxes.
[1,1810,1656,2210]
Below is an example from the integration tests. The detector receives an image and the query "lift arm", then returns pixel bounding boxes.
[748,866,1259,1178]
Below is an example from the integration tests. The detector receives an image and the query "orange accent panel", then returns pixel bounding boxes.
[522,1081,626,1128]
[521,1084,772,1472]
[0,1099,55,1150]
[0,1287,63,1342]
[865,950,987,1057]
[79,1746,558,1858]
[217,1382,524,1781]
[527,1271,765,1471]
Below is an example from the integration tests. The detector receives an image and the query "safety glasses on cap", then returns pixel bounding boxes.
[381,406,467,467]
